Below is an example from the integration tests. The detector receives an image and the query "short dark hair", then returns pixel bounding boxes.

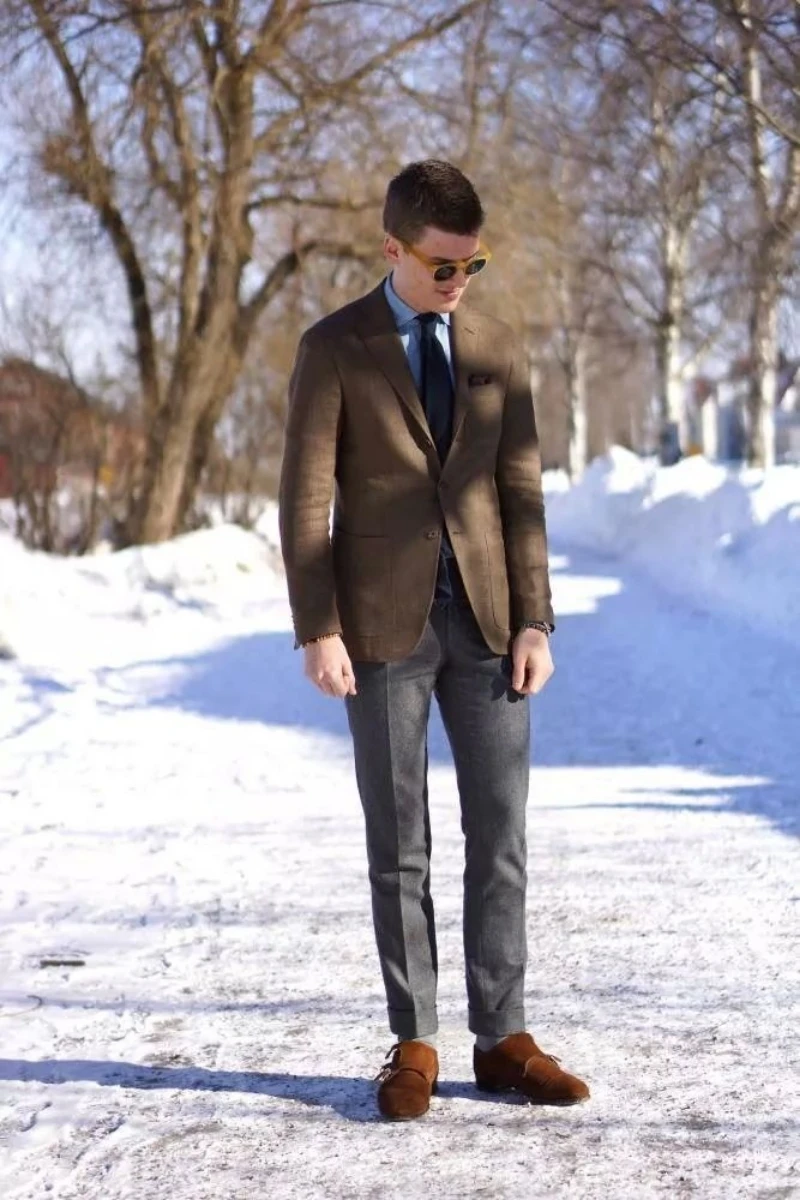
[383,160,484,244]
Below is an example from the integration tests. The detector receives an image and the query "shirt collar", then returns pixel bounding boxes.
[384,273,451,330]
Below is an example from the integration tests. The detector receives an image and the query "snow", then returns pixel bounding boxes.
[0,524,286,662]
[545,448,800,647]
[1,454,799,1199]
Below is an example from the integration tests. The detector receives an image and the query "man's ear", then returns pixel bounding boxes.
[383,234,402,266]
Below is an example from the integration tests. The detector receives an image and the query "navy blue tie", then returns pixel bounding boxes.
[417,313,465,604]
[418,313,454,465]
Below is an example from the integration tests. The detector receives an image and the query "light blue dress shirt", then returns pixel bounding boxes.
[383,274,455,390]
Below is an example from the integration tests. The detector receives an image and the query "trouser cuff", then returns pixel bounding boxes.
[388,1008,439,1040]
[468,1008,526,1037]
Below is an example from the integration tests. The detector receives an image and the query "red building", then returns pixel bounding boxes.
[0,358,144,499]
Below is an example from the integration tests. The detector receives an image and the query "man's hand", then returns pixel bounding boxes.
[303,635,357,698]
[510,628,554,695]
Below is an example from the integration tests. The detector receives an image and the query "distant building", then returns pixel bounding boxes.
[0,358,145,500]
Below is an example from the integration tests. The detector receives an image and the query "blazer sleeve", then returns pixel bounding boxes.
[495,339,555,630]
[278,331,343,649]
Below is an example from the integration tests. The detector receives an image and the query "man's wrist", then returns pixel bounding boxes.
[301,631,342,648]
[515,620,553,638]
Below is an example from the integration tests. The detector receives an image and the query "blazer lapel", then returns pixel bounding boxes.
[353,283,436,457]
[443,304,481,472]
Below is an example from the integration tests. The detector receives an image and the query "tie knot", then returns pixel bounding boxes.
[418,312,440,328]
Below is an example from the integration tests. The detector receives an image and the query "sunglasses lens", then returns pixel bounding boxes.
[433,264,457,282]
[465,257,487,276]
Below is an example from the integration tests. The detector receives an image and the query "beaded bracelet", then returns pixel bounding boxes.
[517,620,553,637]
[301,632,341,646]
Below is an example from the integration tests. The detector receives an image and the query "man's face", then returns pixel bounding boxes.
[384,225,482,314]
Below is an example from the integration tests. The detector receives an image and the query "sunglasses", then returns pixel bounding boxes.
[401,241,492,282]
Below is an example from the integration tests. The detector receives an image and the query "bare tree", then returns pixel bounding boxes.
[539,2,745,464]
[707,0,799,466]
[1,0,481,544]
[448,3,667,475]
[614,0,799,465]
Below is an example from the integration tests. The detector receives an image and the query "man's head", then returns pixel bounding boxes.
[383,160,488,314]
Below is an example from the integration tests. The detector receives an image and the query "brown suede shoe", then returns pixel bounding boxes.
[474,1032,590,1105]
[375,1040,439,1120]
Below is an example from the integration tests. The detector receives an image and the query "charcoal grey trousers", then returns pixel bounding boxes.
[344,596,531,1038]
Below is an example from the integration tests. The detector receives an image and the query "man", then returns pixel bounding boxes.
[279,160,589,1119]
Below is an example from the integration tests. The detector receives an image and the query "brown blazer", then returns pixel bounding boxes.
[278,281,554,662]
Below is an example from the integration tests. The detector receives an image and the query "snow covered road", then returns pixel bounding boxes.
[1,542,798,1199]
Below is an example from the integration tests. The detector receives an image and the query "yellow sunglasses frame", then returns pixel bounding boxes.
[400,240,492,280]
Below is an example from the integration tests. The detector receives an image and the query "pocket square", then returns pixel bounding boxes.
[468,372,494,386]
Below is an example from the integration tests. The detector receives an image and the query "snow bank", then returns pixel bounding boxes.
[82,523,284,598]
[0,523,285,660]
[545,448,800,645]
[2,456,798,658]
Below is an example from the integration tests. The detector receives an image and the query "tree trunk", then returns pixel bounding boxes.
[746,288,778,468]
[731,0,796,467]
[174,350,247,531]
[567,336,589,481]
[654,218,688,466]
[135,402,200,544]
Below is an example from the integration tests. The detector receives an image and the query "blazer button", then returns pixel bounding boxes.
[425,530,438,539]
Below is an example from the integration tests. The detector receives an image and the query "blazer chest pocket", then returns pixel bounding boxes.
[332,529,393,634]
[468,377,504,425]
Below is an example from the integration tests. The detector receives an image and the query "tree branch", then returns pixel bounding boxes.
[30,0,161,422]
[246,192,379,213]
[247,0,311,67]
[131,6,205,344]
[252,0,483,149]
[211,0,243,69]
[237,239,374,344]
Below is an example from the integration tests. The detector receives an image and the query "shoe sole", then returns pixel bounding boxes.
[475,1080,589,1106]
